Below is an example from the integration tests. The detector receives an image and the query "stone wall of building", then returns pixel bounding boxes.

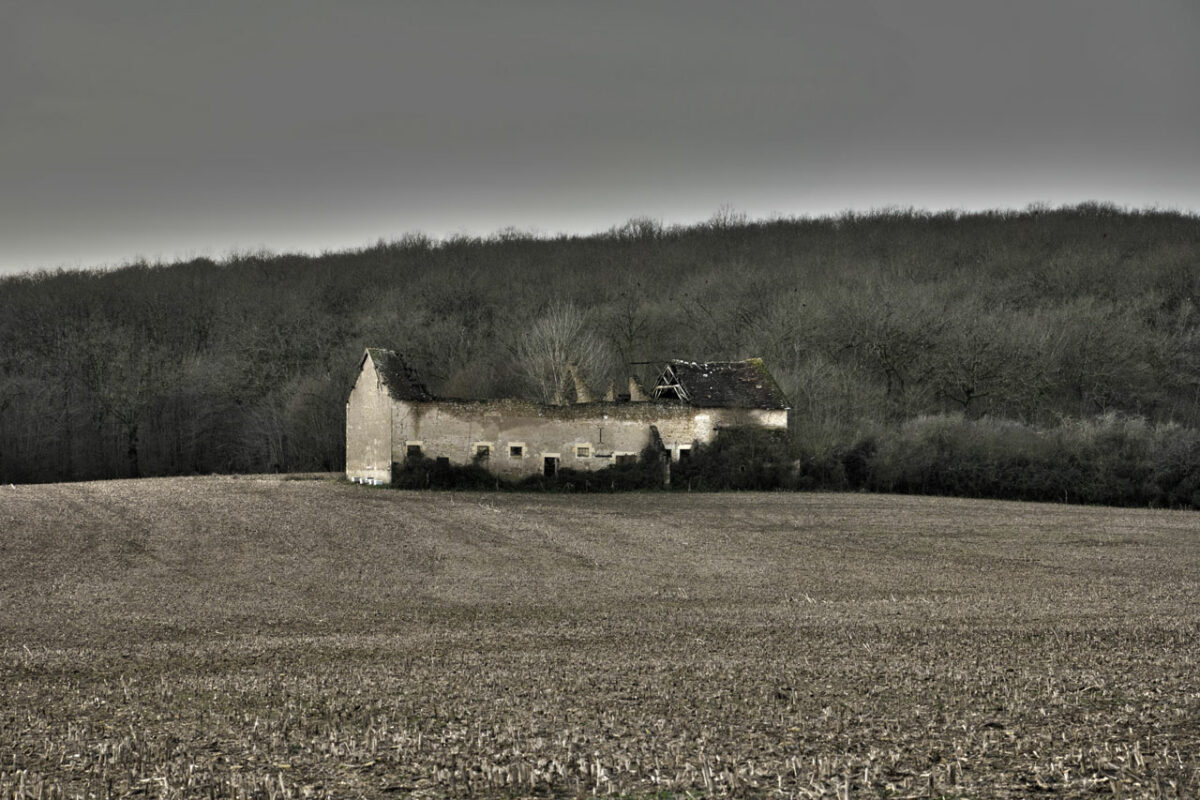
[388,399,789,480]
[347,347,790,485]
[344,357,393,483]
[391,399,678,479]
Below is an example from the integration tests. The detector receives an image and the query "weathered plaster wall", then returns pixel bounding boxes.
[391,400,675,478]
[663,407,789,459]
[388,400,790,479]
[344,357,392,483]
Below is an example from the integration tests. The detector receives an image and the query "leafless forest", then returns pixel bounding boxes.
[2,205,1199,497]
[1,478,1197,798]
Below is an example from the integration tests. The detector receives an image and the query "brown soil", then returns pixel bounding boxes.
[1,477,1197,797]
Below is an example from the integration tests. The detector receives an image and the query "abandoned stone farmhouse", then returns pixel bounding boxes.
[345,348,790,484]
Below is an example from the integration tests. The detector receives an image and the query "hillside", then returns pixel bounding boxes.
[2,204,1199,486]
[1,478,1198,796]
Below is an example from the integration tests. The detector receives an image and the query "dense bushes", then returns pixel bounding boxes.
[390,455,502,490]
[384,417,1200,508]
[670,428,795,491]
[389,436,667,492]
[676,417,1200,507]
[852,414,1200,508]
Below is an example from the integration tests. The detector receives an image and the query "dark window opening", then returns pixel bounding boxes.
[543,456,558,477]
[678,447,692,463]
[435,456,450,469]
[616,454,637,466]
[406,444,422,458]
[509,445,523,458]
[475,445,490,461]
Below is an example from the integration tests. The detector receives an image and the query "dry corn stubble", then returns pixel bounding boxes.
[1,476,1198,798]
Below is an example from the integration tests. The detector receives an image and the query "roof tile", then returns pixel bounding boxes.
[660,358,789,409]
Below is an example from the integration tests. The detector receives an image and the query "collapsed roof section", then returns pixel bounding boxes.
[361,349,788,410]
[653,359,789,409]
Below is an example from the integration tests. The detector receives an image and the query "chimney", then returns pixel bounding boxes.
[628,376,648,402]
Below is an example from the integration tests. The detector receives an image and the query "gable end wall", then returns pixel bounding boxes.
[345,356,393,483]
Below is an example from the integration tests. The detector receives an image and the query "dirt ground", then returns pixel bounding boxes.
[1,476,1198,798]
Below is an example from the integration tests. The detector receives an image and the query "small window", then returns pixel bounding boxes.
[678,446,692,463]
[509,444,524,458]
[543,456,558,477]
[474,443,491,461]
[435,456,450,469]
[406,443,423,458]
[575,445,591,458]
[615,453,637,466]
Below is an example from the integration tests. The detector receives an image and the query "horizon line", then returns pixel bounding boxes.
[4,199,1198,278]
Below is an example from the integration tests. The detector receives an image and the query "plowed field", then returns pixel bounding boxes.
[1,477,1198,798]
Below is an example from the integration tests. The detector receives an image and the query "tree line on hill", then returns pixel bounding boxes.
[2,203,1199,504]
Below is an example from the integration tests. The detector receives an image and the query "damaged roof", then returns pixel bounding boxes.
[659,359,789,409]
[364,348,435,402]
[359,347,786,409]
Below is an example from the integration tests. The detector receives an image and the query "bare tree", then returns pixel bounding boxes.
[77,320,177,478]
[513,301,614,404]
[927,305,1052,417]
[834,281,947,417]
[604,277,658,369]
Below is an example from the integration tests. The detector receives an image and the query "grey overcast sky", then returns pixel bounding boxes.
[2,1,1198,275]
